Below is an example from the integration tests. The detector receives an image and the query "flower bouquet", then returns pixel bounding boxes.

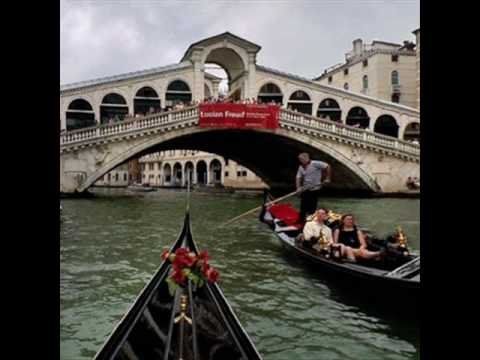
[162,247,220,296]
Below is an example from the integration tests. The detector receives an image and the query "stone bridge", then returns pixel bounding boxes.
[60,106,419,195]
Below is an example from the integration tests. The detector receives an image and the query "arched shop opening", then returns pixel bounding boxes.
[374,115,399,138]
[346,106,370,129]
[317,98,341,122]
[403,122,420,142]
[165,80,192,110]
[100,93,129,124]
[134,87,161,115]
[257,83,283,105]
[288,90,312,115]
[66,99,95,130]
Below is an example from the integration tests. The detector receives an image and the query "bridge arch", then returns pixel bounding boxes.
[77,127,380,193]
[200,45,248,84]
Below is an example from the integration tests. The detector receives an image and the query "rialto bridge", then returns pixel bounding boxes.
[60,32,420,195]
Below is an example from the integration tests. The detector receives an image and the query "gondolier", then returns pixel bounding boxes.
[296,152,331,223]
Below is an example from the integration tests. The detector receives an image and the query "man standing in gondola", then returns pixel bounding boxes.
[296,152,331,223]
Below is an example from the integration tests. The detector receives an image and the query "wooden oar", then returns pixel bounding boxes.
[218,190,298,228]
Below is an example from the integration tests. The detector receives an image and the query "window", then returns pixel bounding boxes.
[391,71,399,85]
[242,171,247,176]
[328,76,332,83]
[362,59,368,67]
[141,164,145,171]
[225,171,229,177]
[225,158,229,166]
[237,171,242,177]
[149,174,154,179]
[392,54,399,62]
[344,83,349,90]
[362,75,368,90]
[115,174,119,182]
[344,68,349,75]
[124,173,127,181]
[391,94,400,103]
[149,163,154,171]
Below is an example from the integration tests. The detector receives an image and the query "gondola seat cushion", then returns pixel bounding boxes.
[268,204,303,228]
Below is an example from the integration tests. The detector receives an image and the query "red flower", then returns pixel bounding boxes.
[175,248,189,257]
[171,269,187,285]
[198,251,209,261]
[205,267,219,283]
[162,250,170,260]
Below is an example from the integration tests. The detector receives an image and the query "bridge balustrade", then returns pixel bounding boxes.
[60,105,419,158]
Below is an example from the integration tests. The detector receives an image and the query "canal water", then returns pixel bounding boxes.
[60,188,420,360]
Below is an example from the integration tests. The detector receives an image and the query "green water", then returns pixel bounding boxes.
[60,188,420,360]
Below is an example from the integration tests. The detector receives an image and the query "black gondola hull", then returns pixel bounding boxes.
[261,206,420,313]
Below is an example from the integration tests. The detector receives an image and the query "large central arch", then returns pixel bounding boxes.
[78,127,380,194]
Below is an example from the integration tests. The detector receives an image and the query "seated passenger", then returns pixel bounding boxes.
[333,214,383,262]
[301,208,333,250]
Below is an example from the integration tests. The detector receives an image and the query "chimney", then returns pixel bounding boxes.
[353,39,363,55]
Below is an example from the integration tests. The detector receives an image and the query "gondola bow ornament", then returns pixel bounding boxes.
[163,248,220,296]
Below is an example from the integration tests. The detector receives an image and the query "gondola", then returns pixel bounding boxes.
[94,210,262,360]
[259,195,420,308]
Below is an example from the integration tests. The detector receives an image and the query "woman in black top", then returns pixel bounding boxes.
[333,214,382,262]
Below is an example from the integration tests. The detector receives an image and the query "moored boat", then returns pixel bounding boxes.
[94,210,262,360]
[127,183,157,192]
[259,197,420,308]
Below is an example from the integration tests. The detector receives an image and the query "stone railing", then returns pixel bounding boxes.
[279,109,420,158]
[60,105,419,160]
[60,106,199,146]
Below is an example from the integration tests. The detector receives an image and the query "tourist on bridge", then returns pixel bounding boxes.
[296,152,331,223]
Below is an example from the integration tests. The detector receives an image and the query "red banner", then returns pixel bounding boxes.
[199,104,279,129]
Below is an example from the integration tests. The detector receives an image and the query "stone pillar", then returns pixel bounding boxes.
[212,80,220,99]
[192,162,197,185]
[246,51,257,100]
[220,160,225,185]
[191,51,205,102]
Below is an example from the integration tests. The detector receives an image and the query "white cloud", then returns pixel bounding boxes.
[60,0,419,84]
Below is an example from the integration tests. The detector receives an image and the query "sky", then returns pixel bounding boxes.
[60,0,419,89]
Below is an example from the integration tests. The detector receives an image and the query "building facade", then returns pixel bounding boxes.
[94,164,129,187]
[139,150,266,189]
[314,35,418,109]
[413,28,420,109]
